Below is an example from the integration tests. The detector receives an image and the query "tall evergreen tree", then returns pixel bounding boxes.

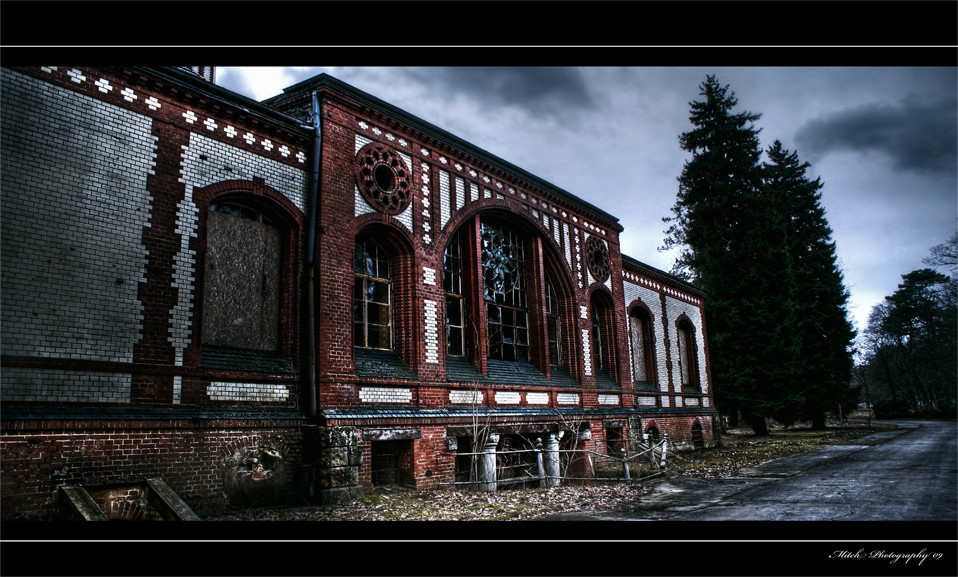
[663,76,784,435]
[761,141,857,429]
[665,77,857,435]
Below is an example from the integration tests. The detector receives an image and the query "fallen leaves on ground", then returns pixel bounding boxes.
[204,420,893,522]
[207,483,657,522]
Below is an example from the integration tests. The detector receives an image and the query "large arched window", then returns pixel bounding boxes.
[629,305,655,389]
[676,318,699,391]
[590,292,618,386]
[353,238,392,350]
[545,278,562,367]
[591,304,604,374]
[443,229,465,357]
[441,213,573,383]
[481,220,529,363]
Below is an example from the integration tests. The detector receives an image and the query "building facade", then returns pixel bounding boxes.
[0,66,716,518]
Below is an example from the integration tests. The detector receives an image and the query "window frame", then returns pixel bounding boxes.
[480,219,531,364]
[628,304,656,389]
[676,316,700,392]
[353,237,393,350]
[193,183,303,378]
[443,228,466,357]
[441,212,574,380]
[589,291,618,384]
[545,277,563,368]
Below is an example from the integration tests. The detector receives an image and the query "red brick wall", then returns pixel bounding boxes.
[0,418,304,519]
[643,415,715,449]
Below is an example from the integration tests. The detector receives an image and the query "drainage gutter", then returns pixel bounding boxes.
[305,91,321,417]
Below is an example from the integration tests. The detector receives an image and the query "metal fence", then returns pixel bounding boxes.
[440,433,671,490]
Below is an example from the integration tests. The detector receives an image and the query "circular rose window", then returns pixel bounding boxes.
[354,142,411,215]
[585,235,610,283]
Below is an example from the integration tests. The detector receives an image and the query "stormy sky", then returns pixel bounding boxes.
[216,66,957,339]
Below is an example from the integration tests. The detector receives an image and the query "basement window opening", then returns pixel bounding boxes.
[370,440,413,487]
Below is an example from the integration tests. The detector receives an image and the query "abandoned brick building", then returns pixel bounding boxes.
[0,65,716,518]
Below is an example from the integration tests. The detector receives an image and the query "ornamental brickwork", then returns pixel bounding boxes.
[1,66,715,518]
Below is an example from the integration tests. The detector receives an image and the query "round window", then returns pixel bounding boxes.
[585,235,611,284]
[355,142,411,215]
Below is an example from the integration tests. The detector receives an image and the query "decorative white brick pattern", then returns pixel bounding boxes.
[664,295,708,394]
[623,280,669,390]
[359,386,413,404]
[353,135,413,234]
[170,192,198,366]
[424,299,440,364]
[582,329,592,376]
[598,394,619,406]
[455,177,466,210]
[420,160,431,244]
[557,393,580,406]
[207,382,290,402]
[584,232,594,286]
[575,230,584,288]
[526,393,550,405]
[423,267,437,285]
[173,132,309,365]
[684,397,700,407]
[660,395,670,408]
[450,390,484,404]
[0,368,131,404]
[495,391,521,405]
[637,396,657,406]
[439,170,451,229]
[1,69,152,366]
[172,375,182,405]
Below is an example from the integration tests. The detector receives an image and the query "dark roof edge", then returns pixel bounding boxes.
[621,254,705,298]
[132,66,312,136]
[269,73,621,228]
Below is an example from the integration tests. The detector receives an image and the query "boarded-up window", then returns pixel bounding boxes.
[546,278,562,367]
[677,320,698,390]
[630,308,653,384]
[202,208,281,351]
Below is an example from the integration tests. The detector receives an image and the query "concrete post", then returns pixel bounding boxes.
[543,433,560,487]
[478,433,499,492]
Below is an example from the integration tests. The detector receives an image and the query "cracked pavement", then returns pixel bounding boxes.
[545,420,958,522]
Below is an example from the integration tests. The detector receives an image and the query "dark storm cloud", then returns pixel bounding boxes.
[795,95,958,175]
[403,67,595,120]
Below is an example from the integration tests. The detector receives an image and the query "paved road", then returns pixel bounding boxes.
[552,419,957,522]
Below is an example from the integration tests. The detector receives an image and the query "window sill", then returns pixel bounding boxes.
[354,348,416,381]
[201,346,296,374]
[445,357,581,388]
